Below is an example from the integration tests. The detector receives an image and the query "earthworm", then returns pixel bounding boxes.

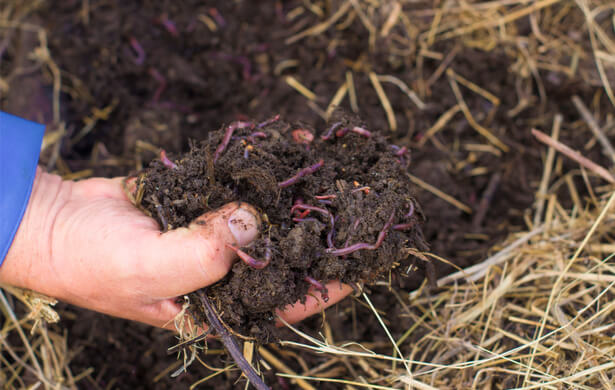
[157,13,179,37]
[351,186,370,194]
[278,159,324,188]
[315,194,337,200]
[128,37,146,65]
[350,126,372,137]
[159,149,178,169]
[208,8,226,27]
[256,114,280,129]
[292,217,320,223]
[197,290,270,390]
[392,223,414,231]
[321,122,342,140]
[304,276,329,302]
[213,121,252,163]
[404,202,415,218]
[326,211,395,256]
[335,126,372,138]
[291,129,314,145]
[395,146,408,157]
[290,203,335,248]
[249,131,268,139]
[225,243,271,269]
[155,204,169,232]
[148,68,167,102]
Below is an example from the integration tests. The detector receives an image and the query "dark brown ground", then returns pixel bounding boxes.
[2,0,612,388]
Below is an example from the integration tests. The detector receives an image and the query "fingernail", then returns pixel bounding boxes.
[228,206,259,246]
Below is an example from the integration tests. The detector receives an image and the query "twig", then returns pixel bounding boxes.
[197,290,270,390]
[472,172,501,228]
[368,72,397,131]
[534,114,562,227]
[405,173,472,214]
[571,95,615,165]
[531,129,615,184]
[447,69,508,152]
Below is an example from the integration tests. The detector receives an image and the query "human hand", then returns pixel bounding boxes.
[1,168,352,329]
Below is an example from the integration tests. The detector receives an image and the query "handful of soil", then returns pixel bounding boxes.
[127,114,427,343]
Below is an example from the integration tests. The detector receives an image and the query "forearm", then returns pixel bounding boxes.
[0,168,72,292]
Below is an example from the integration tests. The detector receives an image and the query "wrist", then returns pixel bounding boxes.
[0,168,73,292]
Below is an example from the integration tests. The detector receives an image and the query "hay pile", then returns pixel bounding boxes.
[1,0,615,388]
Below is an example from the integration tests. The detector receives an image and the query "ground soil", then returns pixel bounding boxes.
[2,0,612,388]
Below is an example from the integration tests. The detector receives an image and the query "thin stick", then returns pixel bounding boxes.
[531,129,615,184]
[447,69,509,152]
[368,72,397,131]
[345,71,359,113]
[285,1,352,44]
[417,104,461,147]
[447,68,500,106]
[377,74,426,110]
[285,76,317,101]
[534,114,562,227]
[571,95,615,165]
[472,172,501,228]
[197,290,270,390]
[406,173,472,214]
[325,82,348,120]
[258,347,317,390]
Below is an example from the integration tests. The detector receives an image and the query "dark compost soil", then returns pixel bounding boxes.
[2,0,613,388]
[132,115,426,343]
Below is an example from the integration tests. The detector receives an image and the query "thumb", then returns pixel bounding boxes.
[138,201,261,298]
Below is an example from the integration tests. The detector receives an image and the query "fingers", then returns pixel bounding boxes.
[276,282,353,325]
[147,282,352,331]
[138,202,261,298]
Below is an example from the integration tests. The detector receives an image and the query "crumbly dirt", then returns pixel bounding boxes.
[132,114,426,343]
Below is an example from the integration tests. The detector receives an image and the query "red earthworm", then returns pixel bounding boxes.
[291,129,314,145]
[326,211,395,256]
[157,13,179,37]
[128,37,146,65]
[208,8,226,27]
[351,186,370,194]
[351,126,372,137]
[256,114,280,129]
[159,149,178,169]
[405,202,415,218]
[292,217,319,223]
[148,68,167,103]
[395,146,408,157]
[315,194,337,200]
[304,276,329,302]
[278,159,324,188]
[321,122,342,140]
[290,203,335,247]
[213,121,252,163]
[336,126,372,138]
[155,204,169,232]
[393,223,414,231]
[225,243,271,269]
[249,131,267,138]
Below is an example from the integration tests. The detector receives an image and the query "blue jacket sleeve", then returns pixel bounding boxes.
[0,111,45,265]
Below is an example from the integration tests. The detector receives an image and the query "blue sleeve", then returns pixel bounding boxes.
[0,111,45,265]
